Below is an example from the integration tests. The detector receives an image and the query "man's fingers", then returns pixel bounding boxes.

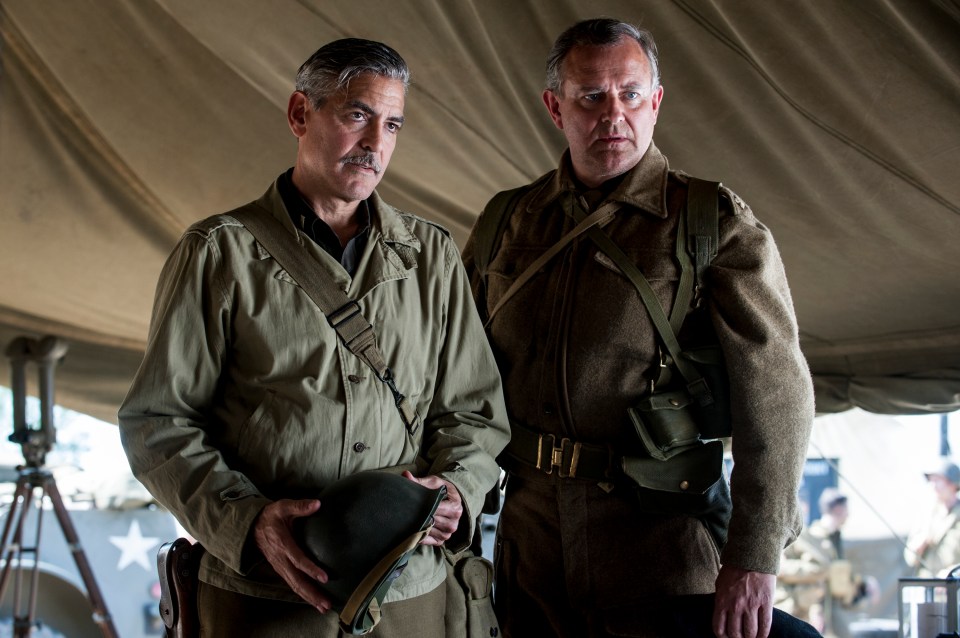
[401,472,466,546]
[277,560,333,613]
[714,604,769,638]
[434,499,463,522]
[741,608,758,638]
[288,543,329,583]
[253,498,332,611]
[757,606,773,638]
[712,608,729,638]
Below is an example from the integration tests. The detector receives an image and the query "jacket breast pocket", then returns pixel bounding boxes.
[592,246,678,283]
[485,245,552,307]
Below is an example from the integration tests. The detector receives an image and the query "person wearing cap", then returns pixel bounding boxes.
[119,38,509,637]
[775,489,879,637]
[905,459,960,578]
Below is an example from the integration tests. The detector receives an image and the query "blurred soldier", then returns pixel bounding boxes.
[776,489,878,637]
[905,459,960,578]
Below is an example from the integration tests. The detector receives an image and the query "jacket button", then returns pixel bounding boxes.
[679,480,690,491]
[542,403,555,415]
[347,374,362,384]
[353,442,367,453]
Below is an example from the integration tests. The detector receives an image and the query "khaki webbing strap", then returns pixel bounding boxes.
[671,212,694,335]
[659,179,721,388]
[670,179,720,332]
[340,527,430,633]
[484,202,619,327]
[474,187,525,323]
[568,201,714,407]
[686,178,720,307]
[231,207,420,433]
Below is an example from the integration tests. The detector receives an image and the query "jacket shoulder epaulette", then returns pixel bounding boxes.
[394,209,452,239]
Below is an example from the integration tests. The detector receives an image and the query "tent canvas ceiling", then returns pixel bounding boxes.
[1,0,958,424]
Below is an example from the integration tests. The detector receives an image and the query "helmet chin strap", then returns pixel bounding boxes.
[340,525,433,634]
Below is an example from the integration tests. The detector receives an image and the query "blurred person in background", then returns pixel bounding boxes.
[776,489,879,637]
[905,459,960,578]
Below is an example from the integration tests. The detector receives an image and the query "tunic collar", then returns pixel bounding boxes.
[526,142,671,219]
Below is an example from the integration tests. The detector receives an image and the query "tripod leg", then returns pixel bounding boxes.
[45,476,120,638]
[0,475,41,638]
[21,481,49,638]
[0,475,31,601]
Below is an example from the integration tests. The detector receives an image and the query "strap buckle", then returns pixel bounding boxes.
[327,300,363,333]
[536,434,582,478]
[327,300,377,351]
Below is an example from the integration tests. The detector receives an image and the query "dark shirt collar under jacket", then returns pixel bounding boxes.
[278,168,370,275]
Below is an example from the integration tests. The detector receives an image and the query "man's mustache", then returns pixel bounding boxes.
[341,154,382,174]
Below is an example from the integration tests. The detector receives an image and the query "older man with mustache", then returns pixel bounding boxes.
[120,38,509,637]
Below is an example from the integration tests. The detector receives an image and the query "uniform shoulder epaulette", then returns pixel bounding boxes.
[182,210,248,239]
[397,210,452,238]
[717,184,751,218]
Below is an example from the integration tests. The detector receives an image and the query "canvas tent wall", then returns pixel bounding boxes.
[1,0,958,424]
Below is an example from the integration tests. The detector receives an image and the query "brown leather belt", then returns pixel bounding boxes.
[505,423,615,480]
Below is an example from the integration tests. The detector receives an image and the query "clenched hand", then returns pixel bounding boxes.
[401,471,463,546]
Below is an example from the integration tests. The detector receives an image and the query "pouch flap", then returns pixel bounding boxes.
[456,554,495,601]
[621,440,723,494]
[635,389,694,411]
[629,390,702,460]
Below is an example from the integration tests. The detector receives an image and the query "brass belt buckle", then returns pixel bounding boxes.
[536,434,582,478]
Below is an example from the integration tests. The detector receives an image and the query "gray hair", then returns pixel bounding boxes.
[295,38,410,109]
[545,18,660,97]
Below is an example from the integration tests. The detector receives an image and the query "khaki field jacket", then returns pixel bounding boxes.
[120,177,510,603]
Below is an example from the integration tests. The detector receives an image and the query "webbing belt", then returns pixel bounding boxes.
[505,423,613,481]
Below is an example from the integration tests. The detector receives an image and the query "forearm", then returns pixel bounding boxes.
[419,252,510,549]
[710,207,814,572]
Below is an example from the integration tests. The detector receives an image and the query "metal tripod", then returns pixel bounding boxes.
[0,336,118,638]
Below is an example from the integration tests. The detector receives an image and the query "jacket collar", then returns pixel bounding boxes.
[257,177,306,243]
[526,142,671,219]
[367,190,421,253]
[256,176,421,254]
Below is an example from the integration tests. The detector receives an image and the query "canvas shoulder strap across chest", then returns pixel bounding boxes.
[230,206,420,434]
[472,187,524,324]
[475,177,720,331]
[580,177,720,402]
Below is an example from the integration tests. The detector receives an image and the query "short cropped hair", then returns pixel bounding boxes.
[295,38,410,109]
[545,18,660,97]
[818,488,848,515]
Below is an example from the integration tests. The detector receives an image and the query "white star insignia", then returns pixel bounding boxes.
[109,520,160,571]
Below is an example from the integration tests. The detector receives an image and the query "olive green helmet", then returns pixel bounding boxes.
[295,470,447,635]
